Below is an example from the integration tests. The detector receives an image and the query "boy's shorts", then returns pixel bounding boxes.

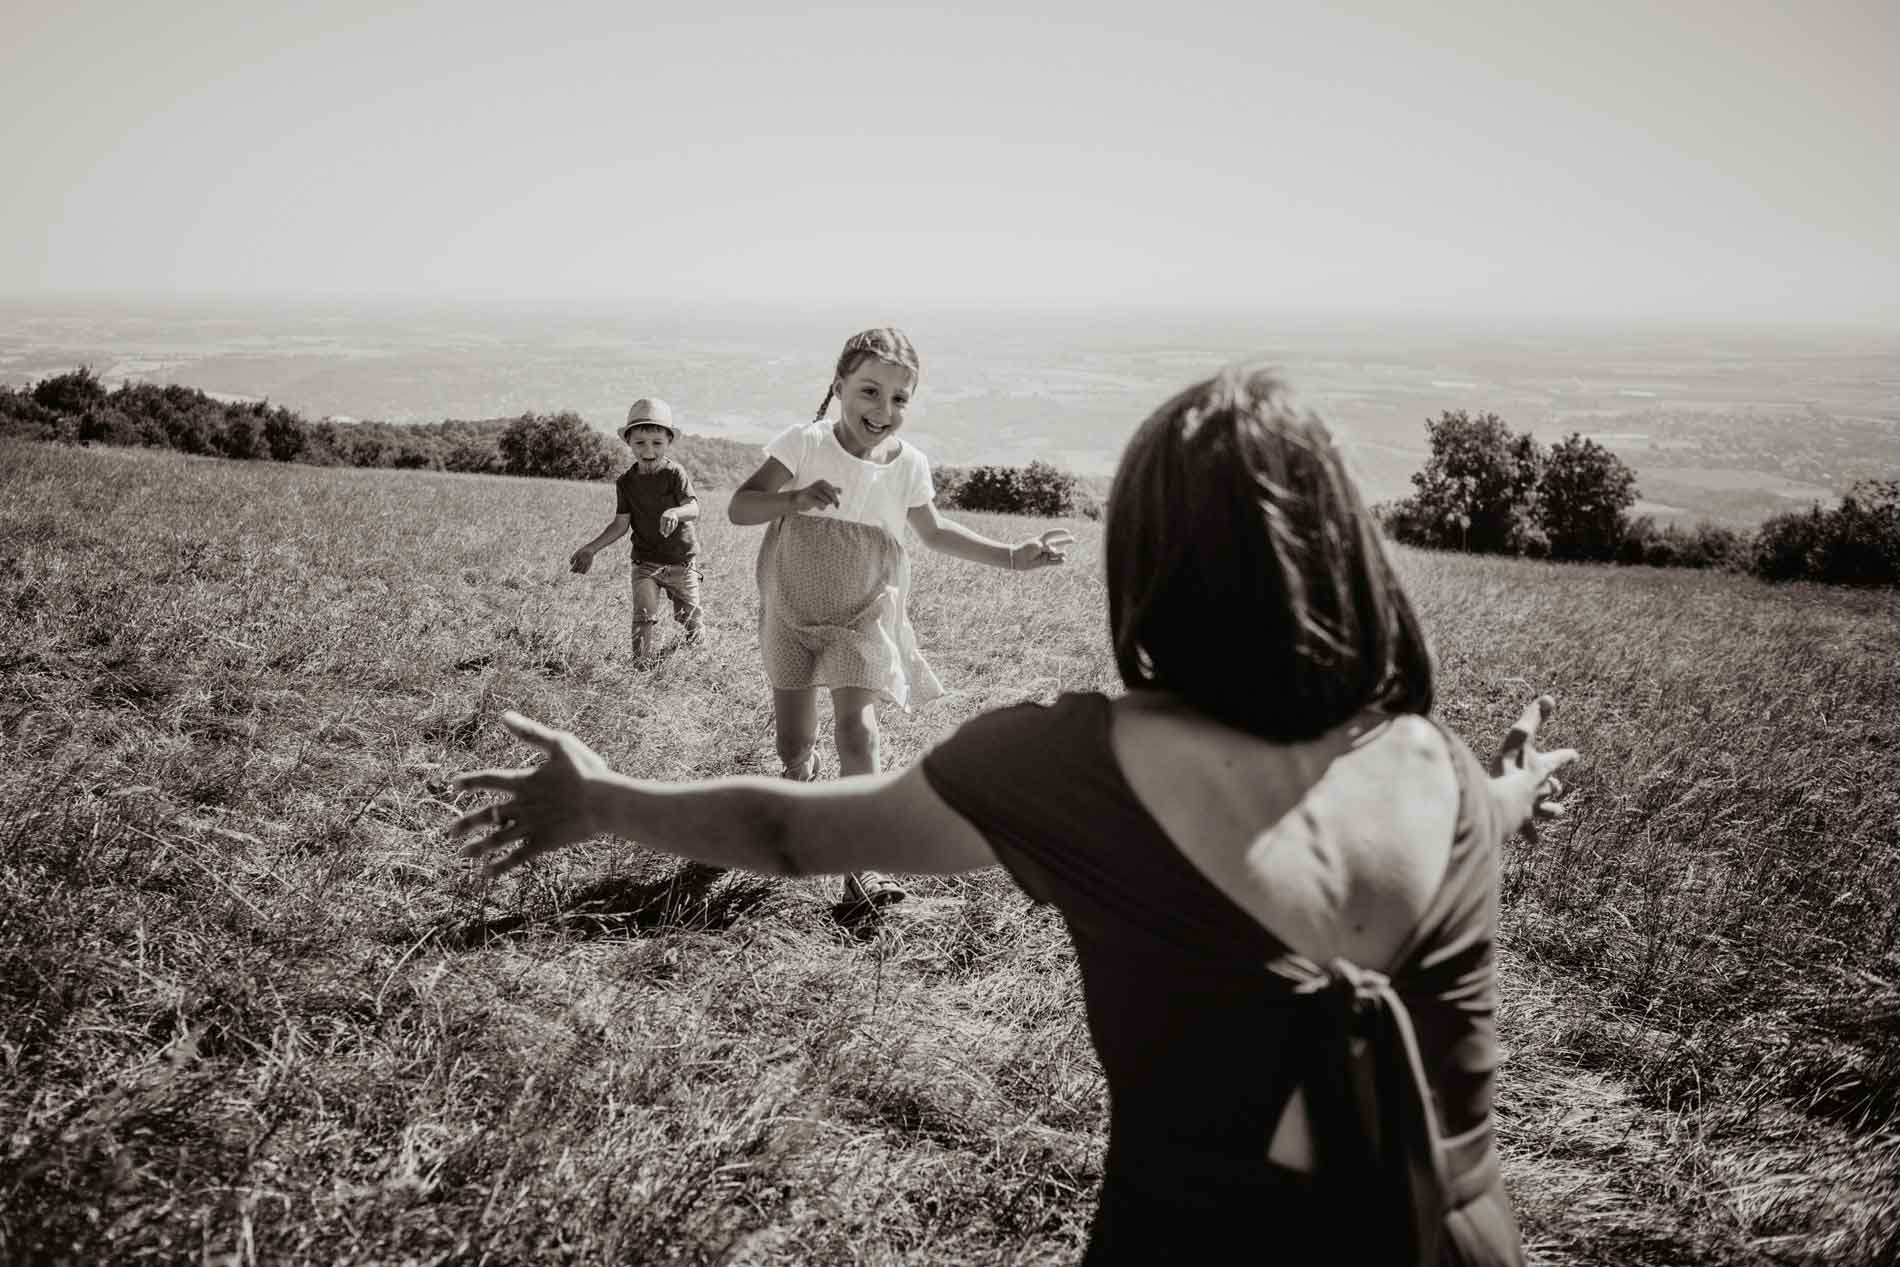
[630,560,703,634]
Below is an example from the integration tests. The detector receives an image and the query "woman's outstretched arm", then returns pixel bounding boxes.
[1485,694,1578,839]
[448,712,996,879]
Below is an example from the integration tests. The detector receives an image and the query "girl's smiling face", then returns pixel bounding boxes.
[831,358,916,458]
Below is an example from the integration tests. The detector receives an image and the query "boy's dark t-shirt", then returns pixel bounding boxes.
[614,460,697,565]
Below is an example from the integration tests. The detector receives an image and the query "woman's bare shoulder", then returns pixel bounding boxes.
[1296,716,1458,957]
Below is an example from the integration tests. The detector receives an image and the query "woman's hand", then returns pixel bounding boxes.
[448,712,614,877]
[788,481,842,513]
[1010,529,1076,571]
[1487,695,1578,840]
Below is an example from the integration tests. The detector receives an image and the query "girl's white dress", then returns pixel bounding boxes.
[756,421,944,710]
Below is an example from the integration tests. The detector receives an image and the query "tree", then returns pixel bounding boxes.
[496,411,617,481]
[1539,433,1638,560]
[1401,410,1544,553]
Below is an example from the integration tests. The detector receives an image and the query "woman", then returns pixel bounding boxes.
[450,367,1575,1264]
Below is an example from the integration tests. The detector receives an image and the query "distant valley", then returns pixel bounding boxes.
[3,298,1893,525]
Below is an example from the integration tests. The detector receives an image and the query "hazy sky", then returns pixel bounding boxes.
[4,0,1895,323]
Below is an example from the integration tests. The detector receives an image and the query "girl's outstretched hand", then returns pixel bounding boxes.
[1011,529,1076,571]
[1487,694,1578,841]
[448,712,612,877]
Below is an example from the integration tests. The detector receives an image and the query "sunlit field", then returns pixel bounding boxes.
[3,441,1895,1265]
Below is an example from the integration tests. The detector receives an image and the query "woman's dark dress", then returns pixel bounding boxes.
[920,693,1523,1265]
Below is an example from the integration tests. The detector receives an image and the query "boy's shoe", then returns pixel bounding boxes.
[840,870,907,915]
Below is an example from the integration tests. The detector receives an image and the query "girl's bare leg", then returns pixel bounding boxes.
[831,686,906,909]
[773,687,820,780]
[830,686,882,777]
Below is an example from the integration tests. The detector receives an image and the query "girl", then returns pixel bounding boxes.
[451,365,1575,1264]
[725,327,1073,913]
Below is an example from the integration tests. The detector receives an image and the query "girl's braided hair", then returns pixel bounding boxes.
[813,328,920,422]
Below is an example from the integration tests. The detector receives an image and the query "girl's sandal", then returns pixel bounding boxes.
[840,870,907,915]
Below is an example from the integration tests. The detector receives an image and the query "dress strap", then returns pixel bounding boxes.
[1269,953,1488,1265]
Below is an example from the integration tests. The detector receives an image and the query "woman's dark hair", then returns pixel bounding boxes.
[1106,365,1434,741]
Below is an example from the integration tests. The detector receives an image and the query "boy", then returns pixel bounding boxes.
[569,398,703,660]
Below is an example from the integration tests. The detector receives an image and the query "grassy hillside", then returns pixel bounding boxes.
[2,441,1895,1265]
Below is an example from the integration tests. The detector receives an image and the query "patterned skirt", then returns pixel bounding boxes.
[756,514,943,711]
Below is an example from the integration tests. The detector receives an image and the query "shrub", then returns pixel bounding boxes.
[1372,497,1434,547]
[217,412,268,461]
[1754,508,1826,581]
[1756,480,1900,586]
[31,366,107,415]
[1018,460,1077,516]
[0,386,61,438]
[947,461,1077,517]
[1680,521,1751,570]
[389,444,437,470]
[933,465,968,509]
[952,465,1024,513]
[1617,517,1753,571]
[263,409,309,462]
[442,435,502,474]
[162,406,222,456]
[299,421,344,466]
[76,406,144,447]
[1822,479,1900,585]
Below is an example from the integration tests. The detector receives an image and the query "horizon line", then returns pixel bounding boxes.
[1,287,1896,336]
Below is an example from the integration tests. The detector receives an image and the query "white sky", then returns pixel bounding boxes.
[3,0,1895,323]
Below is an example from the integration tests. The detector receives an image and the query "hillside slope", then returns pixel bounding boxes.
[2,442,1894,1264]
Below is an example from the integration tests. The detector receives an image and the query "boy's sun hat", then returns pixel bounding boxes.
[621,397,676,441]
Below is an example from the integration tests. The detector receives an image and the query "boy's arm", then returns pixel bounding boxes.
[906,501,1074,570]
[657,499,698,536]
[663,467,701,526]
[570,514,631,573]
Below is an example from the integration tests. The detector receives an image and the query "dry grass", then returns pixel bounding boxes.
[1,440,1894,1265]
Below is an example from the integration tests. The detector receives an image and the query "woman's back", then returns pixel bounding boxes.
[921,691,1520,1264]
[1110,694,1457,981]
